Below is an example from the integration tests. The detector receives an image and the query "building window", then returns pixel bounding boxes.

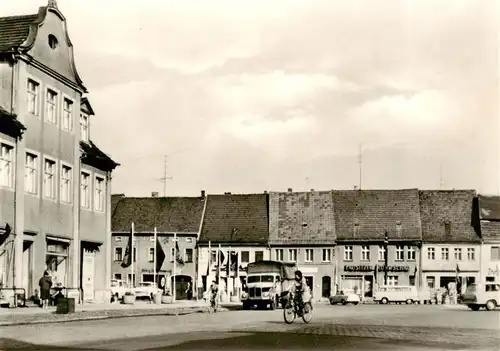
[441,248,449,260]
[378,246,386,261]
[80,113,89,142]
[62,98,73,131]
[149,248,154,262]
[142,274,154,283]
[94,176,105,211]
[276,249,284,261]
[115,237,122,242]
[288,249,297,262]
[25,153,38,194]
[60,165,72,203]
[43,159,56,199]
[322,249,331,262]
[240,251,249,263]
[387,276,399,286]
[185,248,193,262]
[27,79,39,115]
[186,237,193,243]
[255,251,264,262]
[426,277,435,289]
[409,275,416,286]
[407,246,416,261]
[454,248,462,261]
[427,247,435,260]
[114,248,123,261]
[305,249,314,263]
[133,247,137,262]
[467,248,476,261]
[46,89,58,123]
[396,246,404,261]
[80,172,90,208]
[344,246,353,261]
[0,143,14,188]
[491,246,500,261]
[113,273,122,280]
[46,240,68,287]
[361,246,370,261]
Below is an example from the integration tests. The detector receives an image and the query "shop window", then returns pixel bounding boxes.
[46,239,69,287]
[255,251,264,262]
[409,276,416,286]
[426,276,435,289]
[387,276,398,286]
[142,274,154,283]
[113,273,122,280]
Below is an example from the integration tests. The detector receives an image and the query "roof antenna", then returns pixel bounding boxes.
[48,0,58,8]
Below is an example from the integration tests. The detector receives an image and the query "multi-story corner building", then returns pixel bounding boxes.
[268,189,336,300]
[419,190,481,294]
[0,1,117,303]
[111,193,206,300]
[477,195,500,284]
[197,193,270,299]
[333,189,422,298]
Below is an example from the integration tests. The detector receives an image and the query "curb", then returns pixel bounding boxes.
[0,305,228,327]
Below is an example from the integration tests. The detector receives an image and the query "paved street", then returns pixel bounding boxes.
[1,304,499,350]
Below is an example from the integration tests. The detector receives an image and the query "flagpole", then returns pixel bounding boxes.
[131,222,135,288]
[173,232,177,302]
[227,246,231,295]
[153,227,157,287]
[208,241,211,286]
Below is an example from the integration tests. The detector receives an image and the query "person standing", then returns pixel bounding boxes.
[185,282,193,300]
[38,271,52,309]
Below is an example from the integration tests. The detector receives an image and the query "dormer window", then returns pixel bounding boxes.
[80,112,89,142]
[48,34,58,50]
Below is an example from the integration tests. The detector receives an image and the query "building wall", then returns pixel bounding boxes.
[270,246,336,300]
[421,243,480,291]
[480,243,500,283]
[336,243,420,297]
[0,62,13,111]
[112,234,197,298]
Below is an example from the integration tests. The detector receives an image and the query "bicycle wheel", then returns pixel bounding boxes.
[302,302,313,324]
[283,302,296,324]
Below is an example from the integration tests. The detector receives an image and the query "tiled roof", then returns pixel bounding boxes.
[0,14,37,52]
[269,191,336,245]
[112,197,206,233]
[111,194,125,217]
[478,195,500,221]
[419,190,480,243]
[199,194,269,244]
[333,189,421,241]
[480,222,500,242]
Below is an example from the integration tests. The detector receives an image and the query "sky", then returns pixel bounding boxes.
[3,0,499,197]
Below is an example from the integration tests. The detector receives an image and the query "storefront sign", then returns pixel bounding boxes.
[344,265,410,272]
[141,269,170,273]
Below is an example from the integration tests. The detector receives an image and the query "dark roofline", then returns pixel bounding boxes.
[81,97,95,115]
[80,140,119,172]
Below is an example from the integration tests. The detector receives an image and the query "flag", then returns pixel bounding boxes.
[373,264,378,283]
[121,230,132,268]
[0,223,11,246]
[226,250,231,276]
[456,263,460,274]
[156,238,165,272]
[206,247,212,276]
[175,241,184,265]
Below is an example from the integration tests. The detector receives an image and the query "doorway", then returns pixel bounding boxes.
[305,276,314,297]
[322,276,331,298]
[363,275,373,297]
[81,248,96,302]
[22,241,33,298]
[172,275,193,300]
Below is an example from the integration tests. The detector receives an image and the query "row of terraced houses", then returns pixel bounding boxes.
[111,189,500,301]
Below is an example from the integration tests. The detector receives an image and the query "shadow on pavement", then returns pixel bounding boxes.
[0,338,101,351]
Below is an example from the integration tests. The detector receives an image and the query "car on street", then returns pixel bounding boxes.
[110,279,130,301]
[134,282,162,299]
[461,282,500,311]
[329,290,361,305]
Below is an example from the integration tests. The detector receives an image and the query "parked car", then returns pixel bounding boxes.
[330,290,360,305]
[133,282,162,299]
[110,279,130,301]
[461,282,500,311]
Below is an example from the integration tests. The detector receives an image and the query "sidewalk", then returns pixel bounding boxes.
[0,299,242,327]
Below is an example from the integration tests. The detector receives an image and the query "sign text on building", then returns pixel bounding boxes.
[344,265,410,272]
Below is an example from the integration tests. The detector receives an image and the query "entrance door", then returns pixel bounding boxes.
[363,275,373,297]
[82,249,95,302]
[172,275,192,300]
[22,241,33,298]
[322,276,331,298]
[305,276,314,297]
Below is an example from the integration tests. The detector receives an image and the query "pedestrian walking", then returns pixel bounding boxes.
[38,271,52,309]
[185,282,193,300]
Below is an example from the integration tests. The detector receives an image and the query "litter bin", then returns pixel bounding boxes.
[56,298,75,314]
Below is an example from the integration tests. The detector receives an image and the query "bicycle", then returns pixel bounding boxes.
[208,293,219,313]
[282,291,313,324]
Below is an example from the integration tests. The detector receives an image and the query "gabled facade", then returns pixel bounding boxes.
[268,190,336,300]
[197,193,270,300]
[0,1,117,304]
[333,189,422,298]
[478,195,500,284]
[419,190,481,294]
[111,194,205,300]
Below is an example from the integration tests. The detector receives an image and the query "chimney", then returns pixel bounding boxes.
[310,188,315,192]
[288,188,293,192]
[201,190,206,197]
[353,186,359,191]
[263,190,268,194]
[224,192,231,195]
[151,191,159,198]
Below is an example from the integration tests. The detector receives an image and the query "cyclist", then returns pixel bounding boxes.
[209,280,219,309]
[290,270,308,310]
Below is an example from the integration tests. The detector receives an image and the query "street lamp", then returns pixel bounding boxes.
[384,231,389,285]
